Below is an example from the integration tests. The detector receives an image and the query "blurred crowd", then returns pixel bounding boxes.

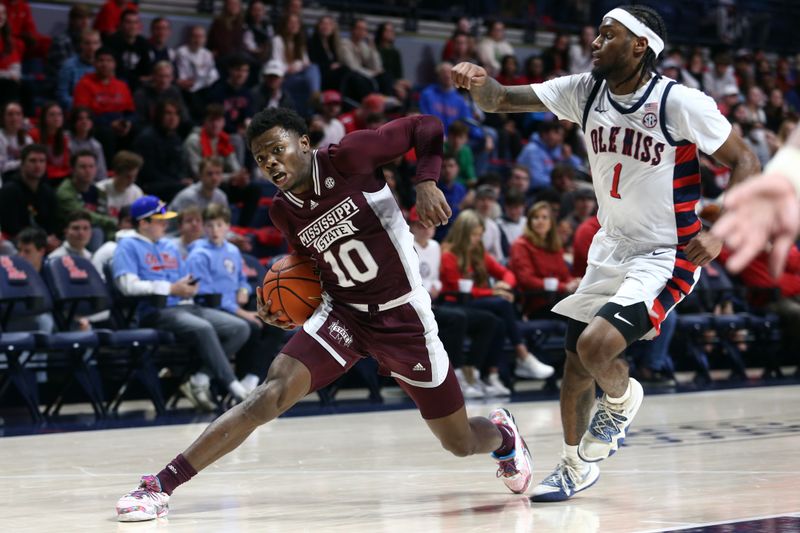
[0,0,799,405]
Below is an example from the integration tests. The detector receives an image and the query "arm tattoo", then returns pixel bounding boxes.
[500,85,549,113]
[471,77,506,113]
[471,77,549,114]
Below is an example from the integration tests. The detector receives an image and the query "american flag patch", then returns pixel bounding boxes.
[644,102,659,113]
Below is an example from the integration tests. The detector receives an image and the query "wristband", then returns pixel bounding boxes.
[765,145,800,200]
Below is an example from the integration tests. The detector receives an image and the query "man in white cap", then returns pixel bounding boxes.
[452,5,760,501]
[251,59,295,112]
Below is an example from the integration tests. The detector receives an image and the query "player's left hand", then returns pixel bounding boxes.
[414,180,452,227]
[685,231,723,266]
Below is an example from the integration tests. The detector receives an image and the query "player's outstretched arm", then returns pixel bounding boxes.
[451,62,549,113]
[713,126,800,276]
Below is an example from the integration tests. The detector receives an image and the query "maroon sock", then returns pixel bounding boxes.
[156,454,197,496]
[493,424,516,458]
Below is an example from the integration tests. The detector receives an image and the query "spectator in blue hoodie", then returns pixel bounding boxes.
[516,120,582,193]
[56,29,100,110]
[420,62,484,142]
[187,203,282,393]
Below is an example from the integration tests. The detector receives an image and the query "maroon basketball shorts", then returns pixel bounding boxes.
[281,287,464,419]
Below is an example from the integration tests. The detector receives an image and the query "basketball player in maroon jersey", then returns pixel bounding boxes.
[115,107,534,521]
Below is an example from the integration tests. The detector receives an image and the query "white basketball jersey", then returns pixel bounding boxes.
[533,73,731,247]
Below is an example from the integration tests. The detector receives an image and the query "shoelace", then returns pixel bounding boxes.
[130,476,163,498]
[538,462,583,496]
[590,401,628,441]
[496,456,519,479]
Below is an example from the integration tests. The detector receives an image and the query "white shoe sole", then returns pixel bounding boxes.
[116,506,167,522]
[529,463,600,503]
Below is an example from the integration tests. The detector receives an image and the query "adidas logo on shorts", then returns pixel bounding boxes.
[413,363,426,372]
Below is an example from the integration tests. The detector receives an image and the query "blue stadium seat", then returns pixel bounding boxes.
[43,256,168,416]
[0,256,103,418]
[0,331,42,422]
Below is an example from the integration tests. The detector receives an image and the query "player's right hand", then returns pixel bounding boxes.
[712,171,800,276]
[255,286,296,330]
[451,62,488,90]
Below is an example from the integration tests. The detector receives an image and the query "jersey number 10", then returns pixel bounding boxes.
[322,239,379,287]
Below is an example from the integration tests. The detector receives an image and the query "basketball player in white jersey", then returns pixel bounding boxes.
[453,4,760,502]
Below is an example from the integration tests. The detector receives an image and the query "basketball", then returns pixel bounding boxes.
[262,254,322,325]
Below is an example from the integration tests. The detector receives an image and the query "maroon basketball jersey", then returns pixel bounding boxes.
[268,116,443,306]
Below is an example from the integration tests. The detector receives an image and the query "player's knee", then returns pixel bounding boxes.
[576,330,607,368]
[241,379,289,426]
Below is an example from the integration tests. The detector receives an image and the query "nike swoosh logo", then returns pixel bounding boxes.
[614,312,634,327]
[652,250,670,256]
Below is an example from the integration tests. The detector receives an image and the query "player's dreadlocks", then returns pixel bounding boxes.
[617,5,667,89]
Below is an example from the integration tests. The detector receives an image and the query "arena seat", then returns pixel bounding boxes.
[43,256,169,416]
[0,256,103,418]
[0,331,43,422]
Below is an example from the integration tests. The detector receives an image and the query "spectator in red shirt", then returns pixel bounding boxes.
[73,47,135,161]
[93,0,137,37]
[29,102,71,185]
[441,209,555,385]
[338,93,385,134]
[495,55,526,86]
[571,215,600,277]
[2,0,49,59]
[510,201,580,318]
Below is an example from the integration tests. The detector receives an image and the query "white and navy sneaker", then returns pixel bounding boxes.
[116,475,169,521]
[579,378,643,462]
[529,460,599,502]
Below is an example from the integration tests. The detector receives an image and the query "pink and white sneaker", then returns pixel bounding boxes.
[490,408,533,494]
[116,475,170,522]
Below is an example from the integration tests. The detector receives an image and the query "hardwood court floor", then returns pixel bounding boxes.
[2,385,799,533]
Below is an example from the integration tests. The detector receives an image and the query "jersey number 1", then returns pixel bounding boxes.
[610,162,622,199]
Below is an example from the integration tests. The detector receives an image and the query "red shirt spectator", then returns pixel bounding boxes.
[28,129,70,182]
[441,250,515,300]
[73,52,135,120]
[2,0,49,58]
[93,0,138,36]
[572,215,600,277]
[338,93,385,134]
[718,246,800,298]
[509,201,578,316]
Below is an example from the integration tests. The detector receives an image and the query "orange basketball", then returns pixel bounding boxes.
[262,254,322,325]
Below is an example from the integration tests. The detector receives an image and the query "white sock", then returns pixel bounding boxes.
[563,443,589,472]
[606,379,631,404]
[563,443,581,463]
[229,380,247,401]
